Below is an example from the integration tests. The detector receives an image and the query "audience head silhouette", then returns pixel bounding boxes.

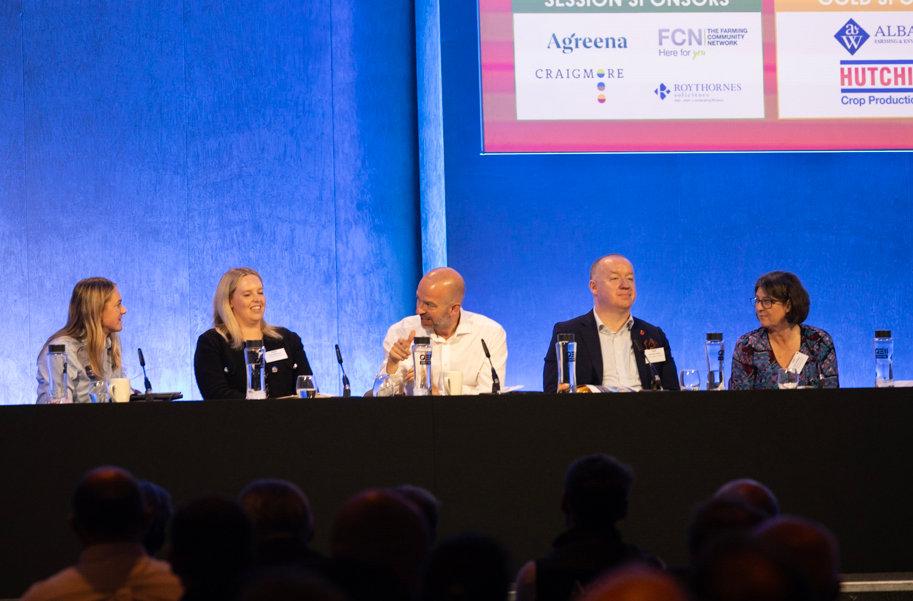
[239,478,315,544]
[687,497,767,560]
[714,479,780,519]
[421,532,512,601]
[70,466,148,547]
[169,494,253,591]
[754,516,840,601]
[390,484,440,542]
[580,564,691,601]
[139,480,172,556]
[563,454,634,530]
[331,489,431,592]
[693,535,812,601]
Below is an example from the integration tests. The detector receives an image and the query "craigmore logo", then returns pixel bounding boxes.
[834,19,869,55]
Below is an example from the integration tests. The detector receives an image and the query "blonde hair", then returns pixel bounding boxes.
[213,267,280,350]
[41,277,122,378]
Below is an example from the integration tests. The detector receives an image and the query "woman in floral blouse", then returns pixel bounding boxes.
[730,271,838,389]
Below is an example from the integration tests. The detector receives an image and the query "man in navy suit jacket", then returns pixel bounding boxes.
[543,254,680,392]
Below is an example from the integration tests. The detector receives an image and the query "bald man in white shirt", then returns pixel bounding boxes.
[380,267,507,395]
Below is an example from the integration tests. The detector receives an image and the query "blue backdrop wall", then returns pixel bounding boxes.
[0,0,421,404]
[439,0,913,392]
[2,0,912,403]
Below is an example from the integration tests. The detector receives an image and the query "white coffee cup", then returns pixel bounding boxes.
[442,371,463,396]
[109,378,132,403]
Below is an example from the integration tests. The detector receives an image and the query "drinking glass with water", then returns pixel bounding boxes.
[777,367,799,389]
[88,380,109,403]
[679,369,700,391]
[296,375,318,398]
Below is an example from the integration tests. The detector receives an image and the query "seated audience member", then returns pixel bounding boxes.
[139,480,173,556]
[236,569,347,601]
[713,479,780,519]
[692,535,812,601]
[21,466,182,601]
[421,533,512,601]
[169,495,254,601]
[194,267,313,399]
[380,267,507,395]
[238,478,326,569]
[579,564,691,601]
[730,271,838,389]
[326,489,431,601]
[687,497,768,563]
[543,254,680,392]
[390,484,441,542]
[515,454,662,601]
[36,277,128,404]
[754,517,840,601]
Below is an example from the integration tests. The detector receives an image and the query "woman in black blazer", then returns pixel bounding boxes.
[194,267,312,399]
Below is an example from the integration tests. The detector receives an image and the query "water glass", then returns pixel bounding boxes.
[777,367,799,390]
[296,375,318,398]
[679,370,700,391]
[89,380,109,403]
[373,375,395,397]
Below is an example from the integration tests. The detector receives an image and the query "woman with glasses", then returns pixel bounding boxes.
[730,271,838,389]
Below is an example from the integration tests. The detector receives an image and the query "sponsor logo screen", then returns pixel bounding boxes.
[479,0,913,152]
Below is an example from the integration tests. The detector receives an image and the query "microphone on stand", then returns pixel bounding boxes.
[480,339,501,394]
[632,338,663,391]
[335,344,352,397]
[138,348,153,401]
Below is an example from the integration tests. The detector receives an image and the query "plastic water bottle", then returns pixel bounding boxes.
[412,337,433,396]
[705,333,725,391]
[556,333,577,393]
[47,344,69,404]
[244,340,267,399]
[875,330,893,388]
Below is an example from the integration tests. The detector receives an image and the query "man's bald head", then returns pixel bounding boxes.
[332,489,430,591]
[416,268,465,337]
[715,479,780,518]
[755,516,840,601]
[419,267,465,305]
[580,564,691,601]
[590,254,632,281]
[71,466,146,545]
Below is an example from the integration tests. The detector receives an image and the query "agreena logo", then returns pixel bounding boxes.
[835,19,870,55]
[548,33,628,54]
[655,83,671,99]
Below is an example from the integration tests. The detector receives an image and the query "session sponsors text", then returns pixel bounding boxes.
[513,0,761,12]
[513,12,764,120]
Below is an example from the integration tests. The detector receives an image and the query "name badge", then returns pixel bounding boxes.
[644,347,666,364]
[264,348,288,363]
[788,352,809,373]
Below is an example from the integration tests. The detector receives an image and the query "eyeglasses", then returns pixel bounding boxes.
[752,297,785,309]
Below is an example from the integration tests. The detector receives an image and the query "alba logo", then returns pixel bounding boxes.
[835,19,869,55]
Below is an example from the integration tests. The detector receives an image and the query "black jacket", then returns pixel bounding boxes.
[194,327,312,399]
[543,312,680,392]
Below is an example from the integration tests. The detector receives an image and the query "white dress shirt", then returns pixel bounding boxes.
[594,310,642,391]
[380,310,507,395]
